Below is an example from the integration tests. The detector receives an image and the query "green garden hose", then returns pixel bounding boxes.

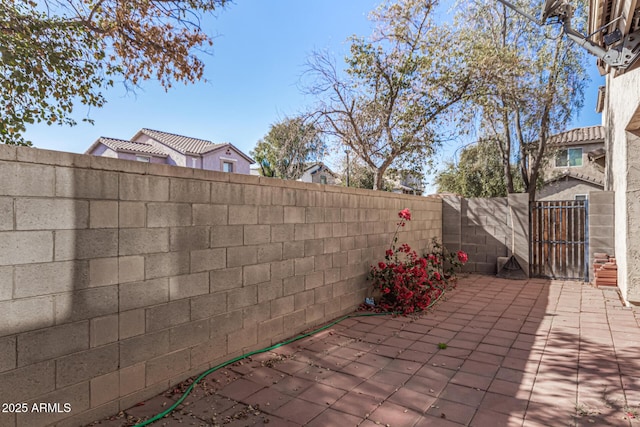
[134,286,448,427]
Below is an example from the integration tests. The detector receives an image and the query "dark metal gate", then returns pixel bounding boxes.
[530,200,589,281]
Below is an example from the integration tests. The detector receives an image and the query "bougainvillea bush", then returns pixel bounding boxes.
[366,208,467,315]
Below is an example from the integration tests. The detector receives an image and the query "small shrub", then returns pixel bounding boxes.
[365,208,467,315]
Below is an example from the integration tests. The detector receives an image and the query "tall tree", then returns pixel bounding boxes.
[250,117,327,180]
[456,0,588,200]
[0,0,228,145]
[304,0,474,191]
[436,138,524,197]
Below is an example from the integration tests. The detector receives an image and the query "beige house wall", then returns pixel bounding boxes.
[0,144,442,426]
[603,69,640,304]
[544,141,605,180]
[537,179,603,201]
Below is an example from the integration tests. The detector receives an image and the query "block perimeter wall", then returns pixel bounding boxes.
[0,144,442,427]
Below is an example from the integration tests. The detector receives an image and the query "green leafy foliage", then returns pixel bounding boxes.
[0,0,227,145]
[305,0,475,190]
[435,138,524,197]
[250,117,327,180]
[364,210,468,316]
[454,0,589,200]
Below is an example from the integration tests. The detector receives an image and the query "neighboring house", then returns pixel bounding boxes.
[588,0,640,304]
[249,165,262,176]
[86,128,254,173]
[538,126,605,201]
[387,170,424,196]
[298,162,338,185]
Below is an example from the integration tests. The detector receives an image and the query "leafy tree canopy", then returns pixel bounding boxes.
[250,117,327,180]
[454,0,588,200]
[1,0,227,145]
[436,138,524,197]
[305,0,475,190]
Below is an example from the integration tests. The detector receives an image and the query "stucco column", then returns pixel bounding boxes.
[507,193,530,277]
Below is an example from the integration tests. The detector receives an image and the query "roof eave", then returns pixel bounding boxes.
[85,138,104,155]
[116,148,168,158]
[204,143,256,164]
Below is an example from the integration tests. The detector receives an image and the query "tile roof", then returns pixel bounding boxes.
[97,137,168,156]
[138,128,223,154]
[548,126,604,146]
[303,162,338,176]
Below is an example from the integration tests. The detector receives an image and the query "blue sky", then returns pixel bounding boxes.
[23,0,603,192]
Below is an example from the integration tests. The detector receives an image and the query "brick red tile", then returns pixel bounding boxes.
[273,398,326,424]
[397,348,433,363]
[385,357,422,374]
[425,398,476,425]
[298,383,346,406]
[244,387,291,413]
[450,371,493,390]
[476,342,511,356]
[369,401,422,426]
[371,344,403,358]
[459,359,500,378]
[339,362,380,379]
[467,350,504,365]
[439,383,485,406]
[369,369,411,386]
[330,391,380,418]
[355,352,393,369]
[415,414,470,426]
[244,366,283,387]
[406,370,449,396]
[270,358,308,375]
[306,408,363,426]
[352,379,397,400]
[318,371,363,391]
[271,375,314,397]
[217,378,265,401]
[388,387,437,413]
[480,391,528,416]
[428,354,465,370]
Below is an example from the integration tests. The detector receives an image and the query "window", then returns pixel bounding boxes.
[136,155,151,163]
[223,161,233,173]
[555,148,583,167]
[575,194,587,201]
[320,175,327,184]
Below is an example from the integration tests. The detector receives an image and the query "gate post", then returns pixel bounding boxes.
[587,191,615,283]
[441,195,462,253]
[507,193,530,278]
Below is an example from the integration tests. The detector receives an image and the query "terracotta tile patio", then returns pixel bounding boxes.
[92,275,640,426]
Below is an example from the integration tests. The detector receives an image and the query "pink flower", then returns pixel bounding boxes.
[457,251,468,263]
[383,287,390,294]
[398,208,411,221]
[385,249,393,257]
[378,262,386,269]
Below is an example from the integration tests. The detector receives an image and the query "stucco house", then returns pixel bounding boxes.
[387,169,424,196]
[588,0,640,304]
[538,126,605,201]
[298,162,338,185]
[86,128,254,173]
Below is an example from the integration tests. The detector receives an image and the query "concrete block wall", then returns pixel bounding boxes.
[587,191,615,282]
[442,194,530,275]
[0,144,442,427]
